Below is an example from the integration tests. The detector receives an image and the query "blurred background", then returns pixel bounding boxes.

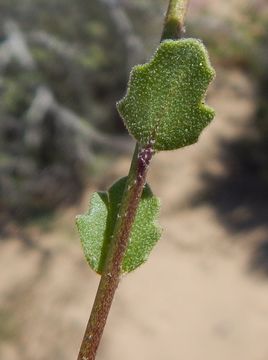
[0,0,268,359]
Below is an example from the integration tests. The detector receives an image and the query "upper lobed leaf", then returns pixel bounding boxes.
[76,177,161,274]
[117,39,215,151]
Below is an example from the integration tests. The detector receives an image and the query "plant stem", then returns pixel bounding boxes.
[77,143,154,360]
[77,1,190,359]
[161,0,190,41]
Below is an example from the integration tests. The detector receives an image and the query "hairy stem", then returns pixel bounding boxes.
[161,0,190,41]
[77,143,154,360]
[77,1,190,359]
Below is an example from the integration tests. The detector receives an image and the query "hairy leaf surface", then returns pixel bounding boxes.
[117,39,215,151]
[76,177,161,274]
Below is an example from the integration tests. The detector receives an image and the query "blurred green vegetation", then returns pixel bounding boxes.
[0,0,267,229]
[189,1,268,181]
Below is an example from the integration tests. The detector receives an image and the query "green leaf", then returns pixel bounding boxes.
[76,177,161,274]
[117,39,215,151]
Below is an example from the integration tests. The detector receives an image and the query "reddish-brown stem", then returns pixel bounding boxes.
[77,0,190,358]
[77,144,154,360]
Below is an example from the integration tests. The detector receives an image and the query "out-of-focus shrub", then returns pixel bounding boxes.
[189,0,268,181]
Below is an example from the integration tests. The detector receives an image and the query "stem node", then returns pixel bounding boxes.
[77,1,190,359]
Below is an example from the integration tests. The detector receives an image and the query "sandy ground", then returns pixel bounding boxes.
[1,69,268,360]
